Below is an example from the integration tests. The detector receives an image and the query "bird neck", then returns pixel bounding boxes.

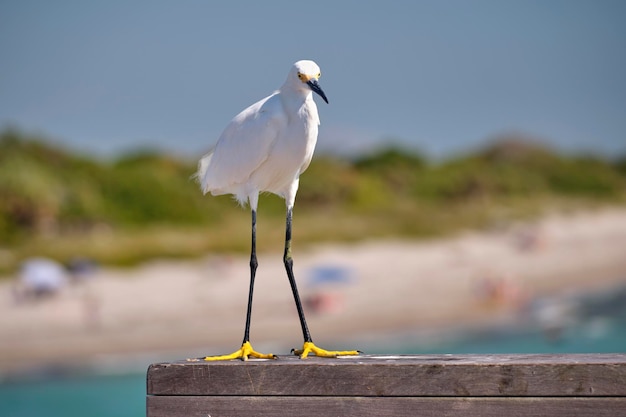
[279,84,313,112]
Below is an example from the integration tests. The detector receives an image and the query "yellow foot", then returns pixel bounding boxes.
[191,341,276,361]
[292,341,361,359]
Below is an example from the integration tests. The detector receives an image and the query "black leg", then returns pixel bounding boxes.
[243,209,257,344]
[198,208,274,361]
[283,207,313,343]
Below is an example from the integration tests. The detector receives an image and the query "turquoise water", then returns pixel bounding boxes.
[396,284,626,355]
[1,285,624,417]
[0,372,145,417]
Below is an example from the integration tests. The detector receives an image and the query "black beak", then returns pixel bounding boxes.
[307,79,329,104]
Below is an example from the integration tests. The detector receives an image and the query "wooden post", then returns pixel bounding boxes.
[147,354,626,417]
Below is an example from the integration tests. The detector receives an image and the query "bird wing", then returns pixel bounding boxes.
[197,92,286,197]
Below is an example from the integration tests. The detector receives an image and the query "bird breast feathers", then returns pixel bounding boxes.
[198,93,287,194]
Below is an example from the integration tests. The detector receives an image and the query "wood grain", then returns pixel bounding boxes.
[147,354,626,397]
[147,396,626,417]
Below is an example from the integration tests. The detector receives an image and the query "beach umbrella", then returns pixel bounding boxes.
[20,257,68,295]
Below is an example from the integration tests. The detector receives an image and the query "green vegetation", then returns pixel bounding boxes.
[1,129,625,273]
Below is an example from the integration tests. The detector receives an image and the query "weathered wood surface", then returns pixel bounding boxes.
[147,397,626,417]
[147,354,626,417]
[148,353,626,397]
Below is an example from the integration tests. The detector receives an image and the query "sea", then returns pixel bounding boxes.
[1,284,625,417]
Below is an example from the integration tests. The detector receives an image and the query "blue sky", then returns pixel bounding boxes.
[1,1,625,159]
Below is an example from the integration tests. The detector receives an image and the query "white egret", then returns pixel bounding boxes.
[196,60,359,360]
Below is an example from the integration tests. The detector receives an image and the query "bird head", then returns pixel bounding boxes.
[289,60,328,104]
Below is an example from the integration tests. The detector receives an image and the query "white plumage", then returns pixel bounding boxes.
[194,60,358,360]
[197,59,327,210]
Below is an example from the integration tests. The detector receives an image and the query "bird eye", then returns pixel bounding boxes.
[297,72,304,80]
[317,72,321,78]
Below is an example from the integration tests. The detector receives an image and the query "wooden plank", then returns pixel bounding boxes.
[147,354,626,397]
[147,396,626,417]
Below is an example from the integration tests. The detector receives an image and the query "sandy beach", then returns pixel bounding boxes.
[1,207,626,374]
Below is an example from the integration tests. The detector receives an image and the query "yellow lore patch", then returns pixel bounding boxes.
[297,72,321,83]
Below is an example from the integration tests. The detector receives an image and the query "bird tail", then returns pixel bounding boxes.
[193,150,214,194]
